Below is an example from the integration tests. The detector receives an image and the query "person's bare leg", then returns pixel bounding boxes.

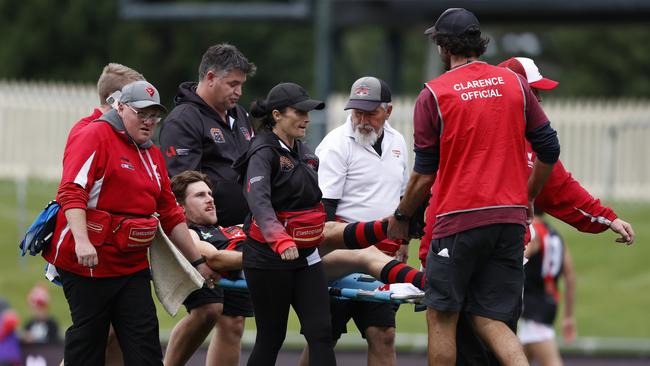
[365,326,396,366]
[164,303,222,366]
[472,315,529,366]
[524,340,562,366]
[322,246,392,280]
[319,221,348,256]
[105,324,124,366]
[427,308,459,366]
[299,340,340,366]
[206,314,245,366]
[298,345,310,366]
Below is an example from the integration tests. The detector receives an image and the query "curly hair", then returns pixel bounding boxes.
[433,31,489,58]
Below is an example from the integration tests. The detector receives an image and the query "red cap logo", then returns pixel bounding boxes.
[354,86,370,96]
[145,87,155,97]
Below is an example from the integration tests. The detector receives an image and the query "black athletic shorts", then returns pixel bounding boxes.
[183,286,224,312]
[424,223,525,322]
[222,288,254,317]
[330,298,397,340]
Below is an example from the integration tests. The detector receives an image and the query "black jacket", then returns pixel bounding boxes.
[233,131,322,269]
[159,82,254,227]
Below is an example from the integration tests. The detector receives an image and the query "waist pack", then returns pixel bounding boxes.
[20,201,60,256]
[110,215,159,253]
[78,209,159,252]
[86,209,112,246]
[249,204,326,248]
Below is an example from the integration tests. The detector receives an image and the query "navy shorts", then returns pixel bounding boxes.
[223,288,254,317]
[330,298,397,340]
[424,223,525,322]
[183,286,224,312]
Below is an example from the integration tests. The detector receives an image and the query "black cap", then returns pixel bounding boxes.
[424,8,480,36]
[266,82,325,112]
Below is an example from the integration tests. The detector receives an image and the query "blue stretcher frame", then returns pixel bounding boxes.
[218,272,424,305]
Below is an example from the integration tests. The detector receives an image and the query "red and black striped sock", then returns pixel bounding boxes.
[379,259,426,290]
[342,220,388,249]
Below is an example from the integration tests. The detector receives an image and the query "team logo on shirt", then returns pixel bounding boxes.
[120,156,135,171]
[247,175,264,192]
[240,127,252,141]
[392,149,401,158]
[200,231,213,240]
[210,128,226,144]
[303,154,319,170]
[279,156,294,172]
[167,146,190,157]
[224,226,246,239]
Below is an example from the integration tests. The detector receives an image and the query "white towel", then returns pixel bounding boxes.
[149,225,205,316]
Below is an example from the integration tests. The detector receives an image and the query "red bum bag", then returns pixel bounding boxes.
[84,209,159,252]
[249,203,326,248]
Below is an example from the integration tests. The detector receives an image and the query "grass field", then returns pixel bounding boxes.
[1,179,648,342]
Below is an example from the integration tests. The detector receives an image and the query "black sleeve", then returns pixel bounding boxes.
[159,112,204,177]
[413,147,440,174]
[244,148,288,242]
[322,198,339,221]
[526,122,560,164]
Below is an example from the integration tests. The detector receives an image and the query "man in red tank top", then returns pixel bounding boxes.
[387,8,561,366]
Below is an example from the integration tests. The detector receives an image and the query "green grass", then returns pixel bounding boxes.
[547,204,650,338]
[1,179,648,342]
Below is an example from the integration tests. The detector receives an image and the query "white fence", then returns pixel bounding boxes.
[0,80,97,180]
[327,95,650,201]
[1,81,649,201]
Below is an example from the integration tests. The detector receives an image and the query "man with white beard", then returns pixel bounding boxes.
[310,76,409,366]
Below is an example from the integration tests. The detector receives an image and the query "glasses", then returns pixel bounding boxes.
[125,104,163,124]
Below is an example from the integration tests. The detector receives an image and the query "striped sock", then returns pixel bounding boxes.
[379,259,426,290]
[343,220,388,249]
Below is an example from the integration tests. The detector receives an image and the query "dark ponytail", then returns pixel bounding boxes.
[249,99,286,132]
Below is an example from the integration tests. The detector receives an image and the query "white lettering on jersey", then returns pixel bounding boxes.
[454,76,506,102]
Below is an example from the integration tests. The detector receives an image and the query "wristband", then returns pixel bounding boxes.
[190,255,207,268]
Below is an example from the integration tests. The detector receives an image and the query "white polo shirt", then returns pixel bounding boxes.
[316,115,409,222]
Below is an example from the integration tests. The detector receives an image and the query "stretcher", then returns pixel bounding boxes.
[218,272,425,305]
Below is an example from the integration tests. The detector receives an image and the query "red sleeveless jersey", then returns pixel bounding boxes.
[425,62,529,218]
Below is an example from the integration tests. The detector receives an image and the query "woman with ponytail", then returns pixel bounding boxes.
[234,82,336,366]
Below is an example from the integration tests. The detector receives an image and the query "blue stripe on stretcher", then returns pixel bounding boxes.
[217,273,424,305]
[328,273,423,304]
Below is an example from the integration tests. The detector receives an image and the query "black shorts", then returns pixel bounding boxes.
[330,298,397,340]
[222,288,254,317]
[424,223,525,322]
[183,286,224,312]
